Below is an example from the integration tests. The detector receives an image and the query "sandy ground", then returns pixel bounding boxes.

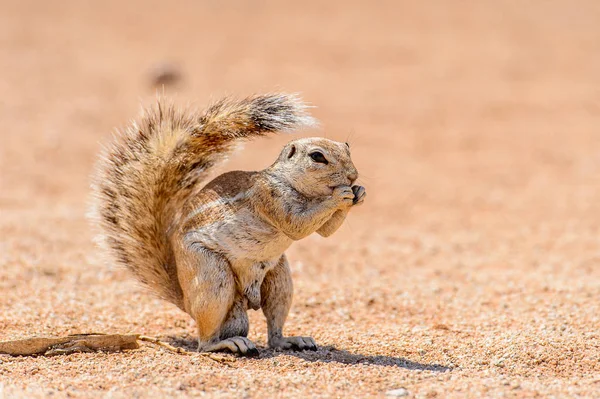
[1,0,600,397]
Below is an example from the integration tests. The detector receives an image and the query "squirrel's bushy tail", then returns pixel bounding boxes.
[90,94,316,309]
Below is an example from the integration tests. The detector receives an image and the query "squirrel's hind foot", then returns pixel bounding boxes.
[269,336,318,351]
[200,336,259,357]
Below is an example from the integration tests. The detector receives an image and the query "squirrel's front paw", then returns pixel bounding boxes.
[331,186,355,209]
[351,185,366,206]
[269,336,318,351]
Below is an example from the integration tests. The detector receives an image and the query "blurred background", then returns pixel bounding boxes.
[2,1,600,221]
[1,0,599,397]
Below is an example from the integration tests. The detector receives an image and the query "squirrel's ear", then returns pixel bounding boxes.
[287,145,297,159]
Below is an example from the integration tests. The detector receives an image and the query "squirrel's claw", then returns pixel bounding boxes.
[352,185,366,205]
[203,336,259,357]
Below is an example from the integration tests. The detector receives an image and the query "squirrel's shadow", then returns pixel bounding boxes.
[166,336,450,372]
[260,346,450,371]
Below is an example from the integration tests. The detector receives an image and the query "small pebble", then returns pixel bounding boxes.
[386,388,409,397]
[148,62,182,87]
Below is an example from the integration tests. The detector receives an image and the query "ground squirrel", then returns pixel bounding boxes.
[90,94,366,356]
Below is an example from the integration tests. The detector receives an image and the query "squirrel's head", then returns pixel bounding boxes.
[271,137,359,198]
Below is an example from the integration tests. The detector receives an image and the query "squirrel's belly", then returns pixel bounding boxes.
[190,208,292,261]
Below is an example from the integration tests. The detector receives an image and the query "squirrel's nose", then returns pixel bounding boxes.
[347,171,358,184]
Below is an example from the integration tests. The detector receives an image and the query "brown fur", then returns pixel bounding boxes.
[90,94,315,309]
[90,94,365,355]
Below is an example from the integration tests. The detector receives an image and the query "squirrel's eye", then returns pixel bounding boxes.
[309,151,328,164]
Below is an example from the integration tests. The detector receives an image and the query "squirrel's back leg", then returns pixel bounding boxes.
[218,295,249,340]
[173,241,258,356]
[260,254,318,351]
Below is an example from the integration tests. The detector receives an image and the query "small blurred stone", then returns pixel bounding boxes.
[386,388,409,397]
[148,63,182,88]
